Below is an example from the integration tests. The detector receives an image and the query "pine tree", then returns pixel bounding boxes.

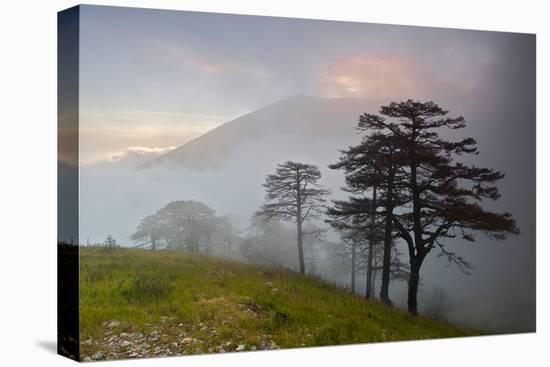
[256,161,330,274]
[329,132,406,304]
[359,100,519,315]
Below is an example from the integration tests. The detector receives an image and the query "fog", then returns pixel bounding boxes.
[76,5,535,335]
[80,94,535,335]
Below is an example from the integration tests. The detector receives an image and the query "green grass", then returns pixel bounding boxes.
[79,247,477,359]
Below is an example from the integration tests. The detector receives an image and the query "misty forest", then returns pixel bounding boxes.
[71,98,528,361]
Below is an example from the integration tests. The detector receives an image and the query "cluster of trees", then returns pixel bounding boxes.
[131,200,240,257]
[253,100,518,315]
[129,99,518,317]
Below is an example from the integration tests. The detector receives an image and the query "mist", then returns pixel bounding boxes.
[76,5,535,338]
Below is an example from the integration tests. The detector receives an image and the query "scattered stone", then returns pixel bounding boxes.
[182,337,193,345]
[225,341,232,347]
[250,346,257,351]
[91,351,105,360]
[82,357,92,362]
[82,339,93,346]
[245,297,262,313]
[265,281,273,288]
[236,344,245,351]
[119,332,130,338]
[105,320,120,328]
[120,340,132,347]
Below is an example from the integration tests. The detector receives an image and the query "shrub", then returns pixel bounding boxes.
[122,271,172,302]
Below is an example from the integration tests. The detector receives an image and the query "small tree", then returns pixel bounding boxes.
[131,214,161,250]
[256,161,330,274]
[104,234,117,249]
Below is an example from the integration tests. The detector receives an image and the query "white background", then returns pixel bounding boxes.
[0,0,547,365]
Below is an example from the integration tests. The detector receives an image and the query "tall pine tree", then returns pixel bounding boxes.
[359,100,519,315]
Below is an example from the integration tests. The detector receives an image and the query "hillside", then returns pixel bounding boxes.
[79,247,476,361]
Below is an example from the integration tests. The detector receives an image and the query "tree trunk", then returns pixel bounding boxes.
[365,186,377,299]
[351,240,356,294]
[296,175,306,275]
[296,217,306,275]
[205,232,211,256]
[380,170,395,305]
[407,259,421,315]
[371,267,377,300]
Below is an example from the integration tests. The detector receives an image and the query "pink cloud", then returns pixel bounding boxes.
[321,54,424,99]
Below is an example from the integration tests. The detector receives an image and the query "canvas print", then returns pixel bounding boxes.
[58,5,536,362]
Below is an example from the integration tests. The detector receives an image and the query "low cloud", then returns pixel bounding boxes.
[84,146,176,166]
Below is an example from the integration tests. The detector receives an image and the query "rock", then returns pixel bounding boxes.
[120,340,132,347]
[225,341,232,347]
[82,357,92,362]
[218,347,226,353]
[250,346,257,351]
[236,344,245,351]
[82,339,93,346]
[91,351,105,360]
[245,297,262,313]
[271,288,279,292]
[181,337,193,345]
[105,320,120,328]
[265,281,273,288]
[119,332,130,338]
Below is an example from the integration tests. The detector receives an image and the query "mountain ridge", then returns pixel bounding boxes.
[145,95,382,171]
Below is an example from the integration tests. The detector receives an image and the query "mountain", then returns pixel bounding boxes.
[148,95,383,171]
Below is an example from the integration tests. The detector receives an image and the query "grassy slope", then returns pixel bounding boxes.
[80,247,476,360]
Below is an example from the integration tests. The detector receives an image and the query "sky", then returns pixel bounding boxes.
[80,5,521,163]
[75,5,536,332]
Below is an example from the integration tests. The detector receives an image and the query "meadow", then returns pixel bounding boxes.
[79,247,477,361]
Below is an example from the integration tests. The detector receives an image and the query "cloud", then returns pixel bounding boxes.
[85,145,177,166]
[78,109,232,164]
[144,39,269,78]
[320,54,423,99]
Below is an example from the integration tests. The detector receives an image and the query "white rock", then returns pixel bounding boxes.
[236,344,245,351]
[106,320,120,328]
[91,351,105,360]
